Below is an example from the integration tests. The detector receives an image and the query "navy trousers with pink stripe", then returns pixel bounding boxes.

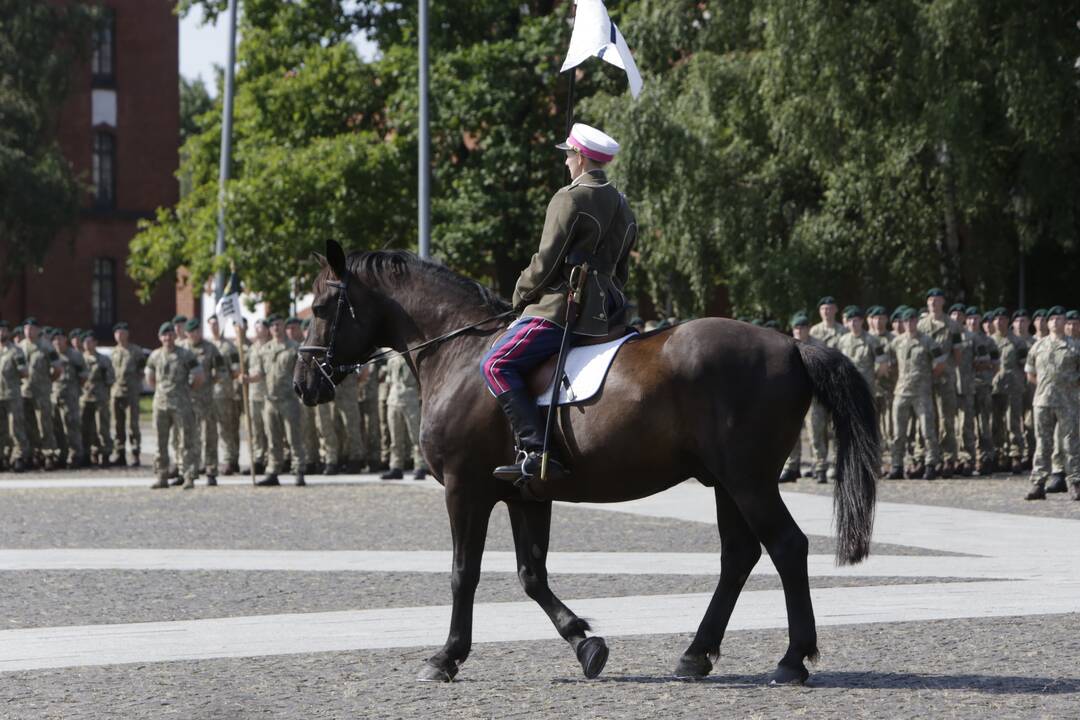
[481,317,566,396]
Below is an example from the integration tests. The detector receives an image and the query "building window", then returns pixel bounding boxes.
[91,9,115,86]
[92,258,117,333]
[92,132,115,209]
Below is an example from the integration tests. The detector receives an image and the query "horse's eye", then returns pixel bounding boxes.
[311,304,328,319]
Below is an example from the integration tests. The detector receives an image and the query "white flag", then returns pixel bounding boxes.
[560,0,643,98]
[215,293,243,328]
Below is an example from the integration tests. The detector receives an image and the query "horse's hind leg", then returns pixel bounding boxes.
[729,482,818,685]
[674,483,761,679]
[506,499,609,679]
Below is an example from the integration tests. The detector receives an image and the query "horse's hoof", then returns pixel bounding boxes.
[673,653,712,680]
[576,636,609,679]
[416,662,456,683]
[769,662,809,686]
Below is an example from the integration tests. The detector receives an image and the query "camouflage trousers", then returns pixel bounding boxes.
[992,391,1025,460]
[263,397,305,474]
[0,398,28,463]
[319,396,364,466]
[973,386,994,464]
[892,393,940,468]
[931,379,958,463]
[876,389,894,449]
[301,403,322,467]
[783,409,813,474]
[1031,404,1078,486]
[53,394,84,465]
[387,399,425,471]
[807,399,831,473]
[191,397,218,476]
[358,394,380,467]
[248,398,267,465]
[23,393,57,461]
[214,396,240,466]
[378,388,391,465]
[154,403,196,481]
[956,391,977,465]
[80,400,113,461]
[112,390,141,457]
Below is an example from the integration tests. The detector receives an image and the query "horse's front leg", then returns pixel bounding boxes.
[506,499,609,679]
[417,478,496,682]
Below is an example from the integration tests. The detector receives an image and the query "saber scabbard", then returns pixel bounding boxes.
[540,263,588,482]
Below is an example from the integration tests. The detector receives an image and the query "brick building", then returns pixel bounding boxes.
[0,0,179,348]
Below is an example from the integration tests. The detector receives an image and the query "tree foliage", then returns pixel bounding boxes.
[0,0,96,287]
[137,0,1080,318]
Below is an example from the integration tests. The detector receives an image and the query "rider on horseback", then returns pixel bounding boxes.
[481,123,637,486]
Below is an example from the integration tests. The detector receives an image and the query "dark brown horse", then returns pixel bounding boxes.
[295,240,879,684]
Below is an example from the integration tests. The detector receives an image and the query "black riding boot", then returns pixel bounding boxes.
[492,389,568,488]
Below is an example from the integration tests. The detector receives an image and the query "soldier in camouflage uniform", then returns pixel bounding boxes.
[110,321,144,467]
[867,306,896,450]
[19,318,60,469]
[357,363,382,472]
[1023,306,1080,500]
[51,329,88,468]
[247,315,306,486]
[888,308,946,480]
[808,296,846,482]
[1012,310,1036,469]
[287,317,323,474]
[325,371,365,473]
[206,315,241,475]
[80,332,115,466]
[838,305,888,399]
[949,303,978,476]
[1048,309,1080,491]
[780,314,819,483]
[244,319,270,475]
[380,353,427,480]
[917,289,963,476]
[990,309,1025,473]
[146,322,203,489]
[0,321,29,471]
[377,358,392,468]
[181,318,223,484]
[967,308,999,475]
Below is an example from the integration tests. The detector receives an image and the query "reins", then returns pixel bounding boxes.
[297,269,514,378]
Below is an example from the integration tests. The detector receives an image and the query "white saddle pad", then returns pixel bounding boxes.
[535,333,636,407]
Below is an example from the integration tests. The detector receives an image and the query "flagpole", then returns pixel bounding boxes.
[214,0,239,301]
[418,0,430,259]
[564,2,577,137]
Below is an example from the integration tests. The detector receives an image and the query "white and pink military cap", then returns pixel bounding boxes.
[555,122,619,164]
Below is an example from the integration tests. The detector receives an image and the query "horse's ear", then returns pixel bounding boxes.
[326,240,347,279]
[312,252,327,267]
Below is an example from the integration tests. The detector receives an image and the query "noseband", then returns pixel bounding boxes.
[298,273,355,387]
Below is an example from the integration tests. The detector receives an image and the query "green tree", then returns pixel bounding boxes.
[0,0,96,287]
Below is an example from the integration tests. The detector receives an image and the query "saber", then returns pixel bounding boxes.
[540,262,588,482]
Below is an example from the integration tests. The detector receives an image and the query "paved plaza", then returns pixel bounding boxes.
[0,462,1077,719]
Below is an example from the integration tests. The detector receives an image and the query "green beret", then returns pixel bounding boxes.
[184,318,200,332]
[992,308,1008,319]
[948,303,966,314]
[900,308,917,321]
[750,319,763,326]
[68,327,82,338]
[763,319,779,329]
[736,316,750,323]
[926,288,945,298]
[256,318,270,328]
[1032,308,1047,319]
[206,314,218,322]
[158,321,176,336]
[82,331,96,342]
[266,313,282,323]
[982,311,994,323]
[965,306,980,316]
[869,306,887,317]
[817,296,836,307]
[171,315,188,325]
[285,316,302,326]
[1047,305,1066,318]
[112,321,128,332]
[791,313,810,327]
[22,317,38,327]
[1065,310,1079,321]
[1011,309,1029,320]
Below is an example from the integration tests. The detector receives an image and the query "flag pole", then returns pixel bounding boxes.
[226,261,257,486]
[214,0,239,301]
[564,2,577,137]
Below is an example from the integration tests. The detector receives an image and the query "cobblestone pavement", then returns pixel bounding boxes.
[0,462,1077,719]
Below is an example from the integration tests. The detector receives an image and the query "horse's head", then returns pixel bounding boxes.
[293,239,380,406]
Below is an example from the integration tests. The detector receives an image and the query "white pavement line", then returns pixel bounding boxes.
[0,549,1025,580]
[0,579,1075,673]
[0,475,441,490]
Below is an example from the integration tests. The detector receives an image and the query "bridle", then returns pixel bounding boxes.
[297,269,514,385]
[297,273,356,388]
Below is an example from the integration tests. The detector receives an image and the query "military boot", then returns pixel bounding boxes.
[1069,482,1080,501]
[131,453,141,468]
[886,467,905,480]
[815,470,828,484]
[1045,472,1067,493]
[255,473,280,487]
[1024,480,1046,501]
[169,476,185,487]
[115,450,127,467]
[492,389,568,488]
[295,472,306,487]
[182,476,195,490]
[206,475,218,487]
[150,476,168,489]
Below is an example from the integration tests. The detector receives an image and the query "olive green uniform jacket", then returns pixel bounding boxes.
[512,169,637,338]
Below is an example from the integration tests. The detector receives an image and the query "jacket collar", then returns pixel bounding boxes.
[570,169,610,189]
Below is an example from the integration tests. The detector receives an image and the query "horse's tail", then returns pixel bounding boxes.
[795,341,880,565]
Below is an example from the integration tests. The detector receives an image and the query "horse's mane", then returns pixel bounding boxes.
[346,250,511,313]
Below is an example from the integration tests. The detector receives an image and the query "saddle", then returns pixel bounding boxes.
[527,328,637,407]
